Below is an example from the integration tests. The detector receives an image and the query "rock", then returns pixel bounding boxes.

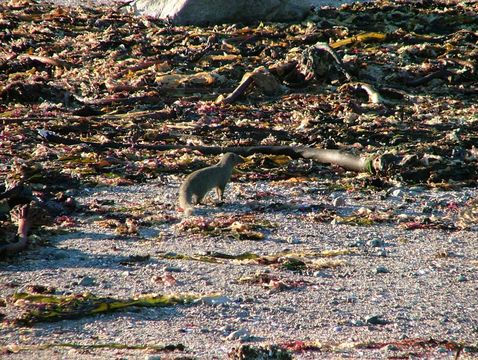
[347,239,365,247]
[375,266,389,274]
[226,328,250,341]
[332,196,346,207]
[286,237,301,244]
[382,344,399,352]
[352,319,365,326]
[313,270,332,278]
[366,315,389,325]
[145,355,162,360]
[78,276,96,287]
[421,205,433,214]
[391,188,404,197]
[377,249,387,257]
[236,310,249,318]
[163,266,182,272]
[132,0,314,25]
[197,295,232,306]
[367,238,384,247]
[457,275,467,282]
[220,324,235,333]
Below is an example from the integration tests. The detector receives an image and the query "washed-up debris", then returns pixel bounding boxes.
[1,291,219,325]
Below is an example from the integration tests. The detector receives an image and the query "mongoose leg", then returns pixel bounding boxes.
[215,186,225,201]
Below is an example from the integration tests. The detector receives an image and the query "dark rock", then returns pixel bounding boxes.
[78,276,96,287]
[366,315,389,325]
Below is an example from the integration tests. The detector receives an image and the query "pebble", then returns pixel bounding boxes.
[220,325,234,333]
[286,237,301,244]
[332,196,346,207]
[382,344,399,351]
[163,266,182,272]
[199,295,232,306]
[421,206,433,214]
[347,239,365,247]
[352,319,365,326]
[100,281,111,289]
[415,269,427,276]
[366,315,389,325]
[375,266,389,274]
[145,355,161,360]
[314,270,332,278]
[367,239,384,247]
[391,189,404,197]
[78,276,96,287]
[457,275,467,282]
[236,310,249,318]
[377,249,387,257]
[226,328,250,341]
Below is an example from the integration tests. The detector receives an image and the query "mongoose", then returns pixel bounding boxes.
[178,153,244,216]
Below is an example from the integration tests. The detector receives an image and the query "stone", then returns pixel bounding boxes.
[313,270,332,278]
[382,344,399,352]
[226,328,250,340]
[132,0,313,25]
[332,196,346,207]
[145,355,162,360]
[375,266,389,274]
[367,238,384,247]
[163,266,182,272]
[377,249,387,257]
[197,295,232,305]
[366,315,389,325]
[391,188,404,197]
[78,276,96,287]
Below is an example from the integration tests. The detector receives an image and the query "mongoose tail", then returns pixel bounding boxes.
[178,153,244,216]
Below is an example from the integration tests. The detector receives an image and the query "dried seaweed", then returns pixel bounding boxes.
[159,248,354,273]
[2,291,217,326]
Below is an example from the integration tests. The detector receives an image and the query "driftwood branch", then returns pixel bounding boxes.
[19,54,74,69]
[39,130,371,172]
[406,68,452,86]
[216,73,255,104]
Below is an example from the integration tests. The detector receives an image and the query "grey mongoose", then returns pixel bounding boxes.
[178,153,244,216]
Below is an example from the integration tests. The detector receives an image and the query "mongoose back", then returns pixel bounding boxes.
[178,153,244,216]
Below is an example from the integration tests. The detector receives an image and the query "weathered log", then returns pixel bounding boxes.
[39,129,371,172]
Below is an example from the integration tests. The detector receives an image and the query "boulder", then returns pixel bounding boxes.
[132,0,314,25]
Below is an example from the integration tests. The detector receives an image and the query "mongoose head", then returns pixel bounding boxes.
[220,153,245,166]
